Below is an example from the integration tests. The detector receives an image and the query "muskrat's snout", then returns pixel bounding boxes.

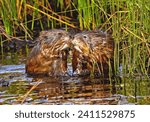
[60,35,73,51]
[72,39,83,53]
[60,43,70,51]
[72,34,92,55]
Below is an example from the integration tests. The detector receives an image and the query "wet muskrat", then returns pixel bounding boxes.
[26,29,72,76]
[26,29,114,77]
[72,30,114,76]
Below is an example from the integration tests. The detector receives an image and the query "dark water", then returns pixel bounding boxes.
[0,53,150,105]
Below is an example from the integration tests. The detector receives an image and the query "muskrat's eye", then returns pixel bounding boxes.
[58,32,62,36]
[83,35,88,39]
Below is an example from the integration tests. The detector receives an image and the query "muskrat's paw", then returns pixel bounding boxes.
[94,72,101,78]
[72,71,79,77]
[50,71,71,77]
[73,69,90,77]
[79,69,90,76]
[61,71,71,77]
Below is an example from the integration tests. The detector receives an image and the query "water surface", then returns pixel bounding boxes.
[0,52,150,105]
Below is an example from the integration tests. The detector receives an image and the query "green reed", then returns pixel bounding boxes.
[0,0,149,76]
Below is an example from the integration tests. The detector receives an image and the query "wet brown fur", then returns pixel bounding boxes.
[26,29,71,76]
[72,30,114,76]
[26,29,114,77]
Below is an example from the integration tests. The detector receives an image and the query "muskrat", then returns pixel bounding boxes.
[26,29,72,76]
[72,30,114,77]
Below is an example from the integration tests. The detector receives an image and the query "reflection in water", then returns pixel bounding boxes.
[0,64,150,105]
[31,77,118,104]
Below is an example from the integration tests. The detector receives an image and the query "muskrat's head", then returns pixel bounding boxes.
[72,32,92,57]
[38,29,72,56]
[72,30,114,62]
